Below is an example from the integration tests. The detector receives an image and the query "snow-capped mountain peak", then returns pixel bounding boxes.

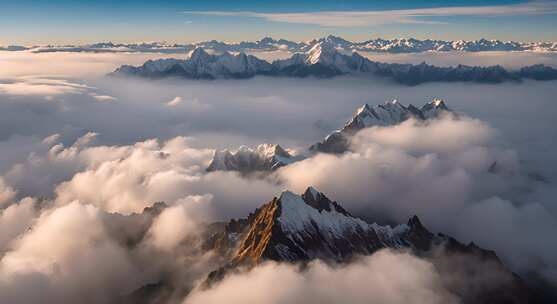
[421,98,448,110]
[432,98,444,107]
[419,98,450,119]
[224,187,394,264]
[188,47,210,61]
[206,143,301,173]
[113,43,557,84]
[380,99,407,113]
[354,103,372,116]
[199,187,528,301]
[323,35,351,46]
[206,187,510,272]
[306,41,339,65]
[20,35,557,56]
[310,99,452,153]
[276,189,370,248]
[344,99,408,132]
[255,143,290,160]
[113,47,274,79]
[299,41,354,73]
[205,99,454,174]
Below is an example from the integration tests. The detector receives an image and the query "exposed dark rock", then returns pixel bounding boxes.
[198,187,532,304]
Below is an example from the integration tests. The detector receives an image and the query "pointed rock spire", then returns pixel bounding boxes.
[405,215,434,251]
[303,186,321,201]
[306,41,339,65]
[188,47,210,61]
[407,214,424,229]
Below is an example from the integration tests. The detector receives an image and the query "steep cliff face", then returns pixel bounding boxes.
[232,198,282,264]
[203,187,511,272]
[205,187,513,268]
[231,188,388,265]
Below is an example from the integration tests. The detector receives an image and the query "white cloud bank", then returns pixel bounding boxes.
[0,202,142,303]
[0,49,555,302]
[0,77,93,97]
[185,250,459,304]
[2,112,553,288]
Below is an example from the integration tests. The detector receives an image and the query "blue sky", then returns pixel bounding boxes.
[1,0,556,45]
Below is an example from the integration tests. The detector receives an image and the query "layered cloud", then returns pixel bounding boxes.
[0,49,555,302]
[0,202,142,303]
[0,191,222,304]
[277,115,556,282]
[145,195,212,251]
[1,107,553,289]
[184,1,557,27]
[278,116,516,220]
[0,51,178,78]
[0,77,94,97]
[2,133,280,217]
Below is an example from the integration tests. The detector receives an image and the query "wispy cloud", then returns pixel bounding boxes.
[183,1,557,27]
[0,77,93,96]
[90,94,116,102]
[166,96,183,106]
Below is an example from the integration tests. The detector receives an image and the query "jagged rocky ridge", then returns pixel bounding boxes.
[205,187,497,265]
[6,35,557,53]
[201,187,531,303]
[114,48,273,79]
[111,42,557,84]
[310,98,451,153]
[205,99,450,173]
[207,187,411,264]
[114,187,540,303]
[206,144,301,173]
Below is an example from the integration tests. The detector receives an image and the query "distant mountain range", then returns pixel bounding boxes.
[111,42,557,84]
[4,35,557,53]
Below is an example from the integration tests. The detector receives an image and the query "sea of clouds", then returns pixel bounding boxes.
[0,50,556,303]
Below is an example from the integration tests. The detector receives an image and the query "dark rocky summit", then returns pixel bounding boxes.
[200,187,532,303]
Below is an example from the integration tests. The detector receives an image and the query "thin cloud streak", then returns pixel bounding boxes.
[183,2,557,27]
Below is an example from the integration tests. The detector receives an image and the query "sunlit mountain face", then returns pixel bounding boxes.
[0,1,556,303]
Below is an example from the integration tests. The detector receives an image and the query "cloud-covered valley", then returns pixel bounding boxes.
[0,50,556,303]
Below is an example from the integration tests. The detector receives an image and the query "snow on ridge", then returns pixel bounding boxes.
[206,143,302,172]
[277,189,406,245]
[9,35,557,54]
[348,98,449,129]
[278,190,368,240]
